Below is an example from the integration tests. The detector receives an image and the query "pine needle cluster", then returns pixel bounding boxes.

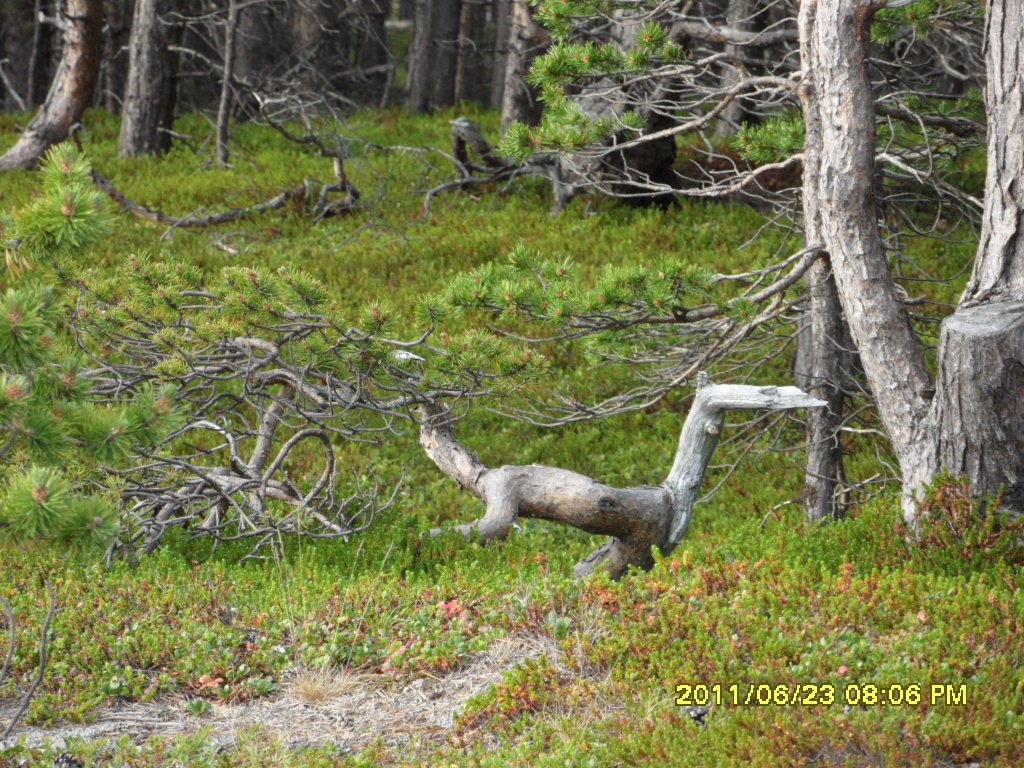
[0,145,181,556]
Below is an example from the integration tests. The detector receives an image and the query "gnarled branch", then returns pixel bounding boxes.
[421,373,825,579]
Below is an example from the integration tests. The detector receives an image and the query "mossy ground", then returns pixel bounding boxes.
[0,110,1020,767]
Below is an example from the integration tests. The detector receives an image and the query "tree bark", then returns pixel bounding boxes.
[961,0,1024,307]
[119,0,179,156]
[215,0,241,167]
[431,0,461,108]
[714,0,754,138]
[489,0,511,108]
[421,375,824,578]
[1,1,36,111]
[407,0,433,111]
[902,0,1024,514]
[0,0,103,171]
[799,0,931,475]
[794,0,850,522]
[99,0,131,113]
[455,0,487,103]
[800,0,1024,521]
[500,0,549,133]
[27,0,55,107]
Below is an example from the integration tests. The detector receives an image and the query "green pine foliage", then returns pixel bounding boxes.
[0,145,181,555]
[498,8,681,163]
[733,118,806,165]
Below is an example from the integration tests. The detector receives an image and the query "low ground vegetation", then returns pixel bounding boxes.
[0,110,1019,766]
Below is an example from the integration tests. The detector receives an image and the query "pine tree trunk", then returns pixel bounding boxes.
[500,0,548,133]
[800,0,1024,520]
[27,0,55,107]
[714,0,753,138]
[0,0,103,171]
[99,0,131,113]
[903,0,1024,514]
[359,0,390,70]
[431,0,461,108]
[799,0,931,475]
[489,0,511,108]
[119,0,178,156]
[215,0,241,167]
[455,0,487,103]
[407,0,433,111]
[1,1,36,111]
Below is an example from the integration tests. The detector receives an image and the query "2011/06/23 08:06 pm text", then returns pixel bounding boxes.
[675,683,968,707]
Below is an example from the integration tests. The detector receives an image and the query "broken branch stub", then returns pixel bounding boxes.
[421,373,826,579]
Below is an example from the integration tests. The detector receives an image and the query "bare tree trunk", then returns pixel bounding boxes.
[489,0,510,108]
[431,0,461,108]
[714,0,753,138]
[359,0,390,70]
[27,0,55,107]
[455,0,487,103]
[421,376,824,578]
[119,0,179,156]
[903,0,1024,514]
[961,0,1024,309]
[0,0,103,171]
[800,0,1024,520]
[289,0,321,91]
[99,0,131,113]
[1,1,36,111]
[407,0,433,111]
[500,0,548,133]
[799,0,931,477]
[794,0,849,523]
[215,0,241,167]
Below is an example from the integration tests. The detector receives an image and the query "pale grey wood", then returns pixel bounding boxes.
[420,375,824,578]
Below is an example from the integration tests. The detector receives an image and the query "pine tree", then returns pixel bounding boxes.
[0,144,181,556]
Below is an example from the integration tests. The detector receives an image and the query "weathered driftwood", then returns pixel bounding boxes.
[420,373,825,578]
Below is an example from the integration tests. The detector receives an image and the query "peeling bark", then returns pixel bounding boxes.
[0,0,103,171]
[421,375,824,578]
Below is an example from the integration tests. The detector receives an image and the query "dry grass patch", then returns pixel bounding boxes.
[284,665,372,704]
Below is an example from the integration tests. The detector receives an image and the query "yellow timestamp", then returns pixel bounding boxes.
[675,683,968,707]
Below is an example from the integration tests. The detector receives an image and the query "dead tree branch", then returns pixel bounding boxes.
[421,373,824,579]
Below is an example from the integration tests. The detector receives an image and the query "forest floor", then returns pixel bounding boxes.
[0,110,1021,767]
[1,634,561,757]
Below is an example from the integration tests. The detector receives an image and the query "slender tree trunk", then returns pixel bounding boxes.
[1,1,36,111]
[0,0,103,171]
[99,0,130,113]
[119,0,178,156]
[407,0,433,111]
[489,0,511,109]
[500,0,548,132]
[455,0,487,103]
[431,0,461,108]
[794,0,850,523]
[289,0,321,91]
[27,0,55,107]
[714,0,753,138]
[799,0,931,472]
[215,0,241,167]
[359,0,390,70]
